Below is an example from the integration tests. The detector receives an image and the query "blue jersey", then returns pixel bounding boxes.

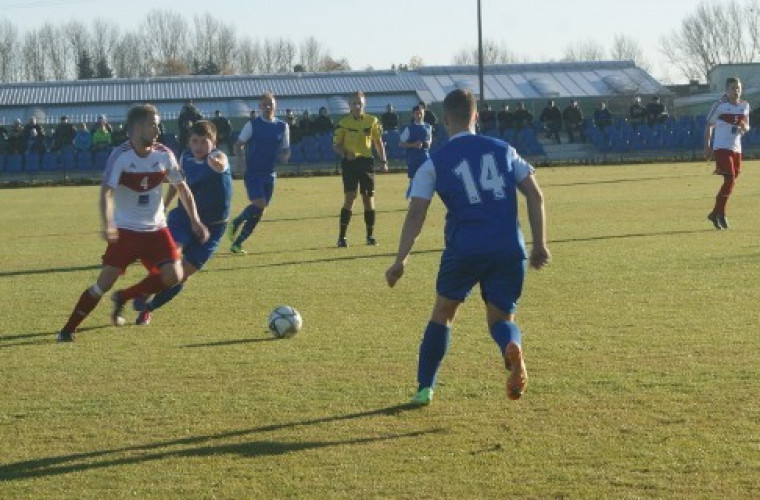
[178,149,232,225]
[244,117,288,177]
[411,133,533,258]
[401,122,432,178]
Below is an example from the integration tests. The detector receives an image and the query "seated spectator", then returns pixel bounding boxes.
[298,110,314,137]
[212,110,233,152]
[23,117,44,149]
[91,118,112,151]
[74,123,92,152]
[111,123,128,145]
[593,102,612,130]
[629,96,647,129]
[562,100,585,143]
[90,115,113,135]
[478,103,497,133]
[512,102,533,130]
[312,106,334,135]
[53,116,77,151]
[8,118,25,154]
[27,128,47,155]
[646,96,668,126]
[539,100,562,144]
[497,103,514,132]
[381,104,399,131]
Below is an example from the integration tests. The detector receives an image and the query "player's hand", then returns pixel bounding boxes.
[104,225,118,243]
[193,222,210,244]
[385,261,405,287]
[380,161,389,173]
[703,146,713,160]
[207,150,227,170]
[530,245,551,270]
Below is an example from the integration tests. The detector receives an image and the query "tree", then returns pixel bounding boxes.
[237,37,262,74]
[144,9,190,75]
[660,0,760,80]
[22,29,47,81]
[562,39,606,62]
[96,57,113,78]
[319,56,350,72]
[77,49,95,80]
[299,36,326,72]
[408,55,424,69]
[0,19,18,82]
[452,39,519,65]
[610,34,651,72]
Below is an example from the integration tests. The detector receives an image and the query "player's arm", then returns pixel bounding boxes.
[100,185,117,243]
[399,127,419,149]
[234,121,252,171]
[176,181,209,244]
[703,122,715,159]
[517,174,550,270]
[372,124,388,172]
[278,124,291,163]
[163,184,178,208]
[386,197,431,287]
[333,125,353,159]
[207,150,228,173]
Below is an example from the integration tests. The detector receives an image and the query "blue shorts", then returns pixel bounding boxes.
[436,250,526,314]
[244,174,275,204]
[167,209,226,270]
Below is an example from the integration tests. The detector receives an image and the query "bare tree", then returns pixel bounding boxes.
[610,34,651,72]
[408,55,424,69]
[452,39,520,65]
[39,23,73,80]
[562,39,606,62]
[275,37,296,72]
[22,29,47,81]
[0,19,20,82]
[661,0,760,80]
[90,18,120,74]
[299,36,326,72]
[144,9,190,72]
[238,37,262,74]
[319,55,351,72]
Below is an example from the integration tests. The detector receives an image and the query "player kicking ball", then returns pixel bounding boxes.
[385,89,550,405]
[133,120,233,325]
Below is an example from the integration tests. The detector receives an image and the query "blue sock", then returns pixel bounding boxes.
[234,204,263,246]
[147,283,184,311]
[417,321,451,391]
[489,320,521,356]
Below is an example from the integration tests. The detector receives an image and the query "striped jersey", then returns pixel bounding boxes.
[706,97,750,152]
[102,141,184,232]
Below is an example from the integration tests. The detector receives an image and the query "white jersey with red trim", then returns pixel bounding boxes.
[102,142,184,231]
[706,97,750,152]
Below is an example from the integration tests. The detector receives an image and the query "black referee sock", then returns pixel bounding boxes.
[339,208,352,239]
[364,210,375,238]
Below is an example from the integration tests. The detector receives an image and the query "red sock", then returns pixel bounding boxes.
[62,288,101,333]
[119,274,168,301]
[713,177,735,215]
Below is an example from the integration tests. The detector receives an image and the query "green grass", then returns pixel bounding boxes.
[2,162,760,499]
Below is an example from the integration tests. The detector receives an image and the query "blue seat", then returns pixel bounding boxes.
[5,153,23,172]
[60,146,76,171]
[77,151,93,170]
[93,148,111,171]
[25,151,41,172]
[288,144,303,163]
[41,152,59,171]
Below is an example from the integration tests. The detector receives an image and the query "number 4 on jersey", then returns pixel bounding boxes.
[453,153,507,204]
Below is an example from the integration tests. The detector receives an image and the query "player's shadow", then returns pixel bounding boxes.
[0,325,109,348]
[551,228,711,244]
[181,337,277,348]
[543,173,704,188]
[0,264,101,278]
[0,404,438,481]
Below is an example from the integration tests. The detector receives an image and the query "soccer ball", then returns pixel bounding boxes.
[268,305,303,338]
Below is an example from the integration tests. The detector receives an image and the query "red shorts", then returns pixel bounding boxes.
[714,149,742,177]
[102,227,180,272]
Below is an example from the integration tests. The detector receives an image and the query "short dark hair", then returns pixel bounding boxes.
[126,104,158,133]
[443,88,476,125]
[412,105,422,113]
[726,77,741,88]
[190,120,217,142]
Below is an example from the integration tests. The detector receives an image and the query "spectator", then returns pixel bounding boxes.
[497,103,514,132]
[111,123,128,145]
[313,106,334,135]
[478,103,497,133]
[53,116,77,151]
[91,117,112,151]
[27,127,47,155]
[381,104,400,131]
[419,101,438,131]
[539,100,562,144]
[298,110,313,137]
[285,110,301,144]
[8,119,26,154]
[512,102,533,130]
[74,124,92,152]
[23,117,44,150]
[212,110,233,152]
[90,115,113,135]
[178,99,203,147]
[646,96,668,126]
[562,100,585,143]
[629,96,647,129]
[0,124,7,154]
[593,102,612,130]
[249,109,258,120]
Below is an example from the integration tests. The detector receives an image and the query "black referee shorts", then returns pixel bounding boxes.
[341,156,375,195]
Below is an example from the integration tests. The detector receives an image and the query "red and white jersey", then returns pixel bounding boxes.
[706,97,750,152]
[102,142,184,232]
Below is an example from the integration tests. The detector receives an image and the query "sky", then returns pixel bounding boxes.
[0,0,700,82]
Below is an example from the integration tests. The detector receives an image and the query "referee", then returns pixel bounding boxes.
[332,90,388,247]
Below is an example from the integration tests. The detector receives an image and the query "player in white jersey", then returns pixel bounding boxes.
[57,104,209,342]
[704,77,750,230]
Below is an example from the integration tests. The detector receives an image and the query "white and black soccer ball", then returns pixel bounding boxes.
[268,305,303,339]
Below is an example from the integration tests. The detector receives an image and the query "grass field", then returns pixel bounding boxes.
[1,161,760,499]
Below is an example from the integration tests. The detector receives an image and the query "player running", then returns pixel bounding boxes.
[227,92,290,254]
[133,120,232,325]
[385,89,550,405]
[704,77,750,230]
[57,104,208,342]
